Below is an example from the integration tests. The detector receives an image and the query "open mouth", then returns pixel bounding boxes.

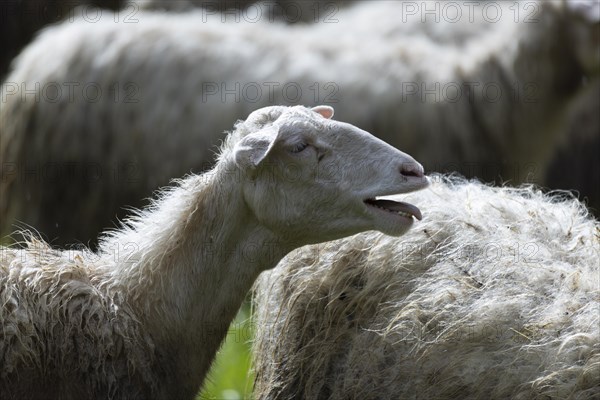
[364,198,423,220]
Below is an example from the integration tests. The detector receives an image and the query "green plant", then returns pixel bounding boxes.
[198,302,254,400]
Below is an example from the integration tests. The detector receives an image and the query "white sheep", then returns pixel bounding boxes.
[252,174,600,399]
[1,0,333,81]
[0,0,127,81]
[0,105,430,399]
[1,0,597,246]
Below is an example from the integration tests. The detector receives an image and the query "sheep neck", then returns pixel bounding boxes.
[102,161,292,396]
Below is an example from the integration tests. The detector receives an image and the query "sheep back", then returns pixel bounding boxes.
[0,239,158,400]
[253,175,600,399]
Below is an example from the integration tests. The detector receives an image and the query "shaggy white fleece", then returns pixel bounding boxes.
[253,175,600,399]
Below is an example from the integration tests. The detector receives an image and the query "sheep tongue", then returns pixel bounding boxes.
[373,200,423,220]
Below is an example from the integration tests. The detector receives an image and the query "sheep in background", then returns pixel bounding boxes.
[0,105,430,399]
[0,0,124,81]
[1,0,597,247]
[0,0,338,81]
[252,174,600,400]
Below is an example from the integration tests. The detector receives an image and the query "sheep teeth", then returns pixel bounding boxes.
[372,204,413,219]
[365,198,421,220]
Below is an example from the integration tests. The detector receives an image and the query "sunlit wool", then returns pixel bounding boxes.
[253,175,600,399]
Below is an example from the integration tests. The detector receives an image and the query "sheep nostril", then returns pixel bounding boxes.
[400,164,424,178]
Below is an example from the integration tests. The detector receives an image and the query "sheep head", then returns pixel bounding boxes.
[231,105,429,245]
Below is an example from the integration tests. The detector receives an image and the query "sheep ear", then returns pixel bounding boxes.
[233,126,280,169]
[312,105,334,119]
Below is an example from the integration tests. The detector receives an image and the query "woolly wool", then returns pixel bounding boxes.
[1,0,332,81]
[253,175,600,399]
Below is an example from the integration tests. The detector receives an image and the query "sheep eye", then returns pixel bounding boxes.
[290,142,309,153]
